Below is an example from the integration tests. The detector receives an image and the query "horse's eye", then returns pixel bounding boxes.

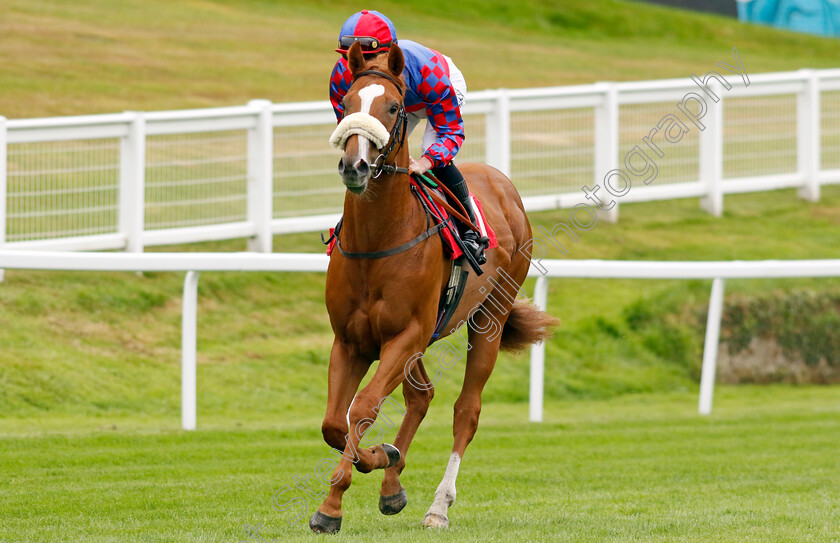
[390,104,399,115]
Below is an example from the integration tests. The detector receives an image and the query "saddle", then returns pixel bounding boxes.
[323,174,497,343]
[410,174,498,341]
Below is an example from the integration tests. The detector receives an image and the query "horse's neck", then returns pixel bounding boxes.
[342,172,420,251]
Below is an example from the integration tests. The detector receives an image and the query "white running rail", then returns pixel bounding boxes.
[2,68,840,254]
[3,250,839,428]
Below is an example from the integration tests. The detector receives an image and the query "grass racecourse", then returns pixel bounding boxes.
[3,388,840,542]
[3,0,840,542]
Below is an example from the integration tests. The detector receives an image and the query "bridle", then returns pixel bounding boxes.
[323,68,450,260]
[352,69,409,178]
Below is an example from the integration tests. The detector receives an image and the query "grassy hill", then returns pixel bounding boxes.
[1,0,840,428]
[1,0,839,118]
[3,188,840,430]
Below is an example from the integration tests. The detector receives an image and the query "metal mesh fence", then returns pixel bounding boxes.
[822,91,840,171]
[723,94,798,179]
[273,124,344,219]
[619,102,700,185]
[404,112,487,165]
[510,108,594,197]
[273,113,487,219]
[4,81,839,248]
[145,131,249,230]
[6,139,120,241]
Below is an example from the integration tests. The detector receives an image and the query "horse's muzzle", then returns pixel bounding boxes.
[338,157,371,193]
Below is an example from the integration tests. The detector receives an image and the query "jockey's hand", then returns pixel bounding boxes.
[409,156,433,176]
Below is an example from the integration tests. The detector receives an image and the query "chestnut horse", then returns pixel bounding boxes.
[311,42,557,533]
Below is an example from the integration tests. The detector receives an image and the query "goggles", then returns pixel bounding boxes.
[337,35,391,53]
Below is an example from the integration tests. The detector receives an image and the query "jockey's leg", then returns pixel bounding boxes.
[431,162,489,265]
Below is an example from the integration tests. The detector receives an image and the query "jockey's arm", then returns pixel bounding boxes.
[329,60,352,122]
[409,156,433,175]
[418,73,465,173]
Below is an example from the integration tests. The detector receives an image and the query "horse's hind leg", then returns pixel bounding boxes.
[422,322,502,529]
[379,359,435,515]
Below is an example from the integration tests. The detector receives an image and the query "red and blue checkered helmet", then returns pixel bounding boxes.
[335,10,397,54]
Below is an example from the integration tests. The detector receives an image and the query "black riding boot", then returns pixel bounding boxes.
[431,163,489,265]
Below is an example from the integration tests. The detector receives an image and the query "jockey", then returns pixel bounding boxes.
[329,10,489,265]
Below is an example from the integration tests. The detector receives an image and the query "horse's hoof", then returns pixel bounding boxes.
[309,510,342,534]
[379,487,407,515]
[382,443,401,467]
[422,512,449,529]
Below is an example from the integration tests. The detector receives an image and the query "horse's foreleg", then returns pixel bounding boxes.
[320,339,371,450]
[379,359,434,515]
[311,323,429,533]
[422,327,502,529]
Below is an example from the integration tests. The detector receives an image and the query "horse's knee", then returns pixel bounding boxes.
[321,419,348,450]
[348,391,382,425]
[406,386,434,418]
[331,461,352,492]
[347,394,393,450]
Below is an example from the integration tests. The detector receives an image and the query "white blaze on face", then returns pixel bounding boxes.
[355,84,385,163]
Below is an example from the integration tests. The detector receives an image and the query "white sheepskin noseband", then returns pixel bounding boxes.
[329,112,391,151]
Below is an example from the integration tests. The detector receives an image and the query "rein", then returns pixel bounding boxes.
[420,173,481,233]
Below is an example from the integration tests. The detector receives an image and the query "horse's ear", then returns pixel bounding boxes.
[347,42,366,77]
[387,43,405,78]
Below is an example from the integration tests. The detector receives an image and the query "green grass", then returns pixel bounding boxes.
[3,187,840,422]
[2,0,840,119]
[3,1,840,540]
[7,0,840,234]
[2,387,839,542]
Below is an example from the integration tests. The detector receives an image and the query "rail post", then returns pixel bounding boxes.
[699,277,725,415]
[119,112,146,253]
[247,100,274,253]
[529,276,550,422]
[486,90,511,177]
[182,271,200,430]
[594,83,619,223]
[0,116,7,283]
[699,84,724,217]
[797,69,821,202]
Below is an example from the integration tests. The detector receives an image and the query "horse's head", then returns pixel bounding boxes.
[330,42,406,195]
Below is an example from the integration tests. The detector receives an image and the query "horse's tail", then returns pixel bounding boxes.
[499,299,560,352]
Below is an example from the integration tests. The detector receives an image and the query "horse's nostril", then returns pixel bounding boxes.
[355,159,370,176]
[337,158,345,175]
